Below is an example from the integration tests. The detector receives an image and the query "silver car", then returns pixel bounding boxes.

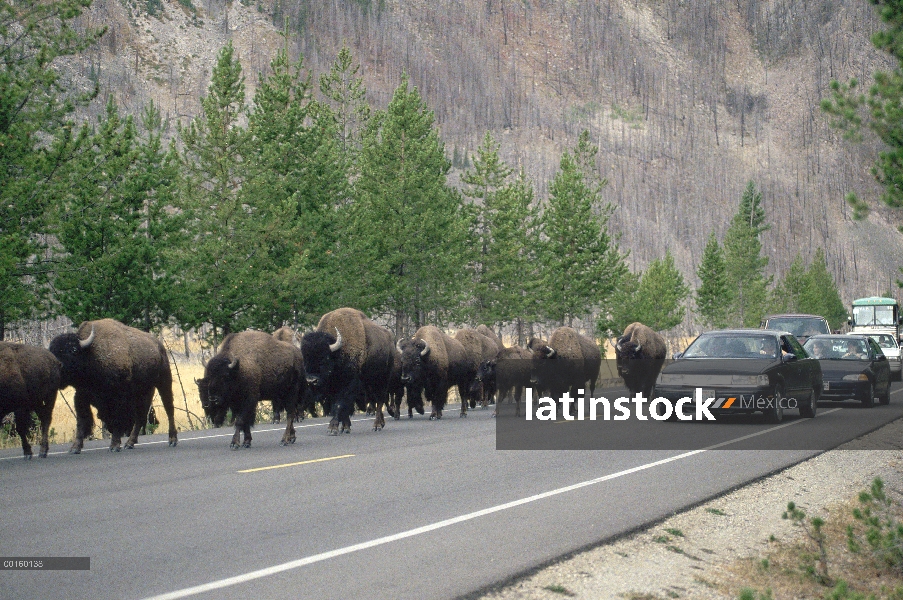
[869,333,902,382]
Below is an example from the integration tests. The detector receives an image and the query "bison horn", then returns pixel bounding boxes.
[329,328,343,352]
[420,339,430,357]
[79,325,96,349]
[227,357,238,370]
[635,343,642,353]
[544,346,556,358]
[396,339,404,353]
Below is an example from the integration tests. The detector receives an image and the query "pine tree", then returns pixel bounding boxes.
[771,253,808,314]
[176,42,254,343]
[0,0,105,338]
[318,43,370,173]
[461,131,514,323]
[537,131,626,326]
[800,249,847,331]
[633,251,689,331]
[53,98,182,330]
[348,74,471,335]
[696,233,731,329]
[724,181,771,327]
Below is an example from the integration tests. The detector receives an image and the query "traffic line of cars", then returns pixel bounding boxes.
[654,314,900,423]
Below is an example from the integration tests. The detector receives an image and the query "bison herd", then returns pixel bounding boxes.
[1,308,668,458]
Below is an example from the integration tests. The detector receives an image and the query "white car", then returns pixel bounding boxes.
[869,333,902,382]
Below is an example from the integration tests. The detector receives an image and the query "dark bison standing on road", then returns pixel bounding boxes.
[488,345,533,416]
[387,347,421,420]
[49,318,178,453]
[302,308,394,434]
[528,328,601,407]
[614,322,667,402]
[453,328,500,413]
[0,342,62,458]
[196,330,304,449]
[398,326,473,419]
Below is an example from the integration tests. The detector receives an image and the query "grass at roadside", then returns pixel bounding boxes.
[722,477,903,600]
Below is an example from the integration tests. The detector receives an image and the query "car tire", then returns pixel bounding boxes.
[862,381,875,408]
[766,384,785,423]
[800,385,818,418]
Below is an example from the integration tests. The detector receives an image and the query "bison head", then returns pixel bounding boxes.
[48,325,96,388]
[300,329,343,389]
[476,359,497,384]
[397,338,429,387]
[614,335,642,376]
[526,337,557,386]
[201,354,240,413]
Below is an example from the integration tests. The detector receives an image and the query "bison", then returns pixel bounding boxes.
[0,342,62,458]
[476,324,505,351]
[272,326,300,347]
[528,327,601,415]
[398,326,474,419]
[196,330,304,449]
[301,308,394,435]
[453,328,500,413]
[484,345,533,416]
[49,318,178,453]
[386,347,423,420]
[613,322,667,403]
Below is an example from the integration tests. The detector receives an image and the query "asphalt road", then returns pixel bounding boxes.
[2,384,903,600]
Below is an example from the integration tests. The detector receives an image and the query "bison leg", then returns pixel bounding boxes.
[13,410,34,459]
[69,390,96,454]
[372,405,385,431]
[341,415,352,433]
[158,383,178,448]
[280,408,296,446]
[241,422,252,448]
[229,426,243,449]
[327,418,340,435]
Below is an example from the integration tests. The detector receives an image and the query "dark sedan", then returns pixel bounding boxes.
[655,330,822,423]
[802,335,891,407]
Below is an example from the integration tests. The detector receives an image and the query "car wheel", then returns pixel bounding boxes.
[862,381,875,408]
[800,385,818,418]
[766,384,785,423]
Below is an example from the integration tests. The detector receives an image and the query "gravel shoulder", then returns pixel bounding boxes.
[477,418,903,600]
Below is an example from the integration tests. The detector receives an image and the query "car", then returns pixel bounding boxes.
[655,329,822,423]
[760,313,831,345]
[868,333,902,382]
[802,334,892,407]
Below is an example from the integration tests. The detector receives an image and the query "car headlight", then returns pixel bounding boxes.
[842,374,869,381]
[730,375,770,386]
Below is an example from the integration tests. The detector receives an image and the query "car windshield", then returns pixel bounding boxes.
[683,334,779,358]
[763,317,829,337]
[870,334,898,349]
[853,305,896,326]
[803,337,869,360]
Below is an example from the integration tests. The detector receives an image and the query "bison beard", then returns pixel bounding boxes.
[196,330,304,449]
[0,342,62,459]
[49,319,178,454]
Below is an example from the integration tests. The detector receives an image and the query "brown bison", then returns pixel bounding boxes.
[398,325,473,419]
[49,318,178,453]
[301,308,394,434]
[528,327,601,412]
[196,330,304,449]
[486,345,533,416]
[614,322,668,402]
[272,326,300,347]
[454,328,501,411]
[0,342,62,458]
[476,324,505,351]
[386,347,422,420]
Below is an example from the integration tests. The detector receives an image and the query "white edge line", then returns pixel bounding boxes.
[140,410,841,600]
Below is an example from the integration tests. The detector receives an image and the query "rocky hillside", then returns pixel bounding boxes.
[71,0,903,319]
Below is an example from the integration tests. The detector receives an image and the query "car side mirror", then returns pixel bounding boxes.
[672,352,683,360]
[877,354,887,361]
[782,353,797,362]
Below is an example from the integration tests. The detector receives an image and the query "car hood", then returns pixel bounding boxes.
[661,358,780,376]
[817,359,874,379]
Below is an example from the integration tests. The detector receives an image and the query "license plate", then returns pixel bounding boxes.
[823,382,830,391]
